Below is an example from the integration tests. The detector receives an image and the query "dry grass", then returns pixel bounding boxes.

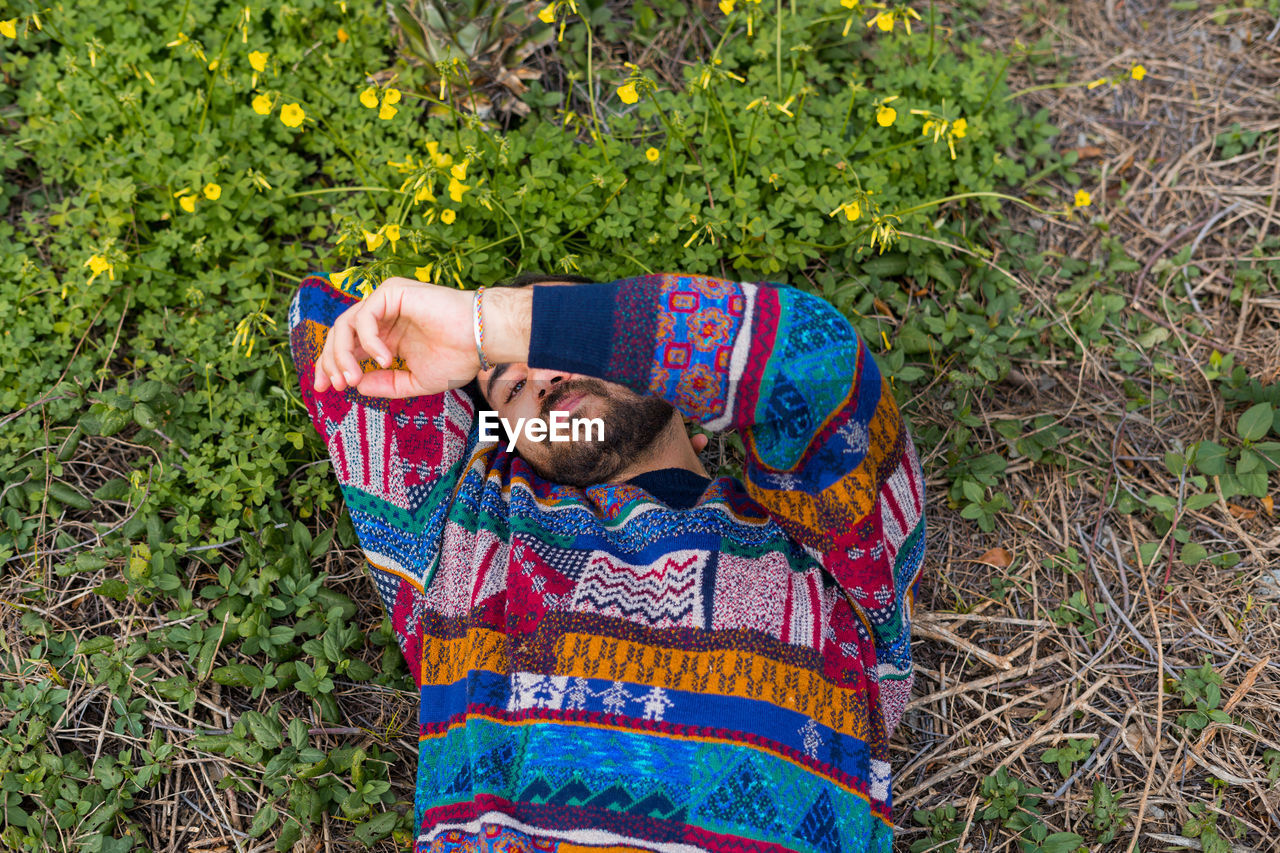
[898,1,1280,850]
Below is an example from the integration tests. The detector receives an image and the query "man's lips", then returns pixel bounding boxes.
[552,391,586,412]
[550,392,586,415]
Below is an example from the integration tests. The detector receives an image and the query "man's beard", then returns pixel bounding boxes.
[524,377,674,488]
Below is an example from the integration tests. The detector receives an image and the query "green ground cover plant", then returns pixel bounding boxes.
[4,0,1275,849]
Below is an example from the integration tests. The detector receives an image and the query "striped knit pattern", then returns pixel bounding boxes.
[288,272,926,853]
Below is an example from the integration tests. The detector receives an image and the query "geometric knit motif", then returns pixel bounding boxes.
[288,271,926,853]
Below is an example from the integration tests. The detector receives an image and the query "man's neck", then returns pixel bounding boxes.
[608,416,709,484]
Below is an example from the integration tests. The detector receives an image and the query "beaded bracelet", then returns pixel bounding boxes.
[473,286,492,372]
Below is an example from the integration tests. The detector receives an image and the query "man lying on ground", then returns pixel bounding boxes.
[288,270,927,853]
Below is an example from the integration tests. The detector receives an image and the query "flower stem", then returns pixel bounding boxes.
[926,1,936,68]
[1002,77,1098,102]
[775,0,783,99]
[891,191,1063,219]
[581,12,612,166]
[284,186,402,199]
[197,24,237,136]
[840,85,859,140]
[977,55,1013,113]
[709,92,739,183]
[488,197,528,252]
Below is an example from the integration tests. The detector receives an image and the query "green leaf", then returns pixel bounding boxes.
[210,665,254,687]
[1192,441,1228,476]
[288,717,309,750]
[248,802,278,837]
[1236,402,1274,441]
[1180,542,1208,565]
[274,818,303,852]
[1237,449,1263,474]
[244,710,283,750]
[352,809,401,843]
[1136,541,1161,567]
[1184,494,1219,511]
[1136,326,1170,349]
[94,578,129,601]
[1041,833,1085,853]
[860,253,909,278]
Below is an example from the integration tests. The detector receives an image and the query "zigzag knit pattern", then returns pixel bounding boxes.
[288,272,926,853]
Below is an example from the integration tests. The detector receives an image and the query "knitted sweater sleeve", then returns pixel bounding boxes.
[529,273,927,733]
[288,273,477,689]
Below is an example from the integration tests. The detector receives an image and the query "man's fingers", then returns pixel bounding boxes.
[355,297,392,368]
[332,309,364,386]
[349,369,418,399]
[314,325,335,392]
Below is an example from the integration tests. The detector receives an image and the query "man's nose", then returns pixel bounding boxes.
[527,368,570,400]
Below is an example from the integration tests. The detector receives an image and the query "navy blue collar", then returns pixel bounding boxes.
[624,467,713,510]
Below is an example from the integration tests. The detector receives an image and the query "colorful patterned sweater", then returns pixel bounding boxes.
[288,272,926,853]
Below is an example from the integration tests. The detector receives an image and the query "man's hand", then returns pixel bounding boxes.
[313,277,482,399]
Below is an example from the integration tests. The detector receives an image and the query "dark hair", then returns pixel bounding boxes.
[460,272,598,410]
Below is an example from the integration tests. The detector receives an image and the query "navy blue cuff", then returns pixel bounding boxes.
[528,281,618,378]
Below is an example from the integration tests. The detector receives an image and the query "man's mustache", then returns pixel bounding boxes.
[542,378,612,421]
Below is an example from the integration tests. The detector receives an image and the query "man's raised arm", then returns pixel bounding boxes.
[288,274,484,687]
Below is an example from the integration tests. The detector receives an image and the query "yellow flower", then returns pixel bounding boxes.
[1131,64,1147,81]
[414,184,437,203]
[450,161,468,181]
[951,117,967,138]
[869,214,900,253]
[251,93,272,115]
[829,201,861,222]
[385,223,400,250]
[868,11,893,31]
[538,2,556,23]
[379,102,398,120]
[1086,78,1108,90]
[719,0,735,12]
[440,209,457,225]
[364,230,385,251]
[616,82,639,105]
[426,141,453,168]
[415,265,433,281]
[179,195,197,213]
[248,50,268,72]
[203,182,221,200]
[1074,189,1092,208]
[280,103,305,128]
[840,0,859,7]
[360,87,378,109]
[0,19,16,38]
[83,254,115,287]
[645,147,660,162]
[337,27,349,43]
[447,177,469,202]
[876,104,897,127]
[330,268,355,288]
[382,88,401,105]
